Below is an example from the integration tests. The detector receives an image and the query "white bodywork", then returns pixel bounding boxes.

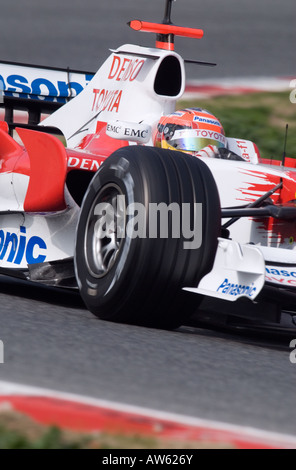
[184,238,265,301]
[0,41,296,304]
[43,44,186,148]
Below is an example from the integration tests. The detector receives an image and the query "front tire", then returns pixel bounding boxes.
[75,146,220,329]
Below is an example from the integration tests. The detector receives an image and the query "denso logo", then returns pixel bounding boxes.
[0,226,47,265]
[68,156,101,171]
[108,56,145,82]
[0,73,93,103]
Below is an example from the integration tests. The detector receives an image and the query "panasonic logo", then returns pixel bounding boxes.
[217,278,256,297]
[193,116,221,126]
[266,267,296,278]
[0,226,47,265]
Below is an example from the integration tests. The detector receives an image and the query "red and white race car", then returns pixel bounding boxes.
[0,0,295,330]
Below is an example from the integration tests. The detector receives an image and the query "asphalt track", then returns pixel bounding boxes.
[0,0,296,442]
[0,276,295,438]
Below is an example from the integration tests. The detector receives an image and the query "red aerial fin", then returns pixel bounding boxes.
[128,0,204,51]
[129,21,204,39]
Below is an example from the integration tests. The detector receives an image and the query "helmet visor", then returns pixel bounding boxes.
[169,129,226,152]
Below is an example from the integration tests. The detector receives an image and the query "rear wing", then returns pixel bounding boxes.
[0,60,94,131]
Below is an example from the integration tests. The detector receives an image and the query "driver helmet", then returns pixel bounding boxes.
[154,108,226,156]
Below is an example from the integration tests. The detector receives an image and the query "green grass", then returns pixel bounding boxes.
[178,91,296,160]
[0,411,234,449]
[0,422,164,449]
[0,424,84,449]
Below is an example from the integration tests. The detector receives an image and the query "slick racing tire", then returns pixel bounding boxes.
[75,146,220,329]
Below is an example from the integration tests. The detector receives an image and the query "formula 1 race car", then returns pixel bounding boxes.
[0,0,296,331]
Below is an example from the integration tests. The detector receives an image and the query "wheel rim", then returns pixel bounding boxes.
[84,184,125,278]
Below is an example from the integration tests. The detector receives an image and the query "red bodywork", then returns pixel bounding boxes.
[0,125,128,212]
